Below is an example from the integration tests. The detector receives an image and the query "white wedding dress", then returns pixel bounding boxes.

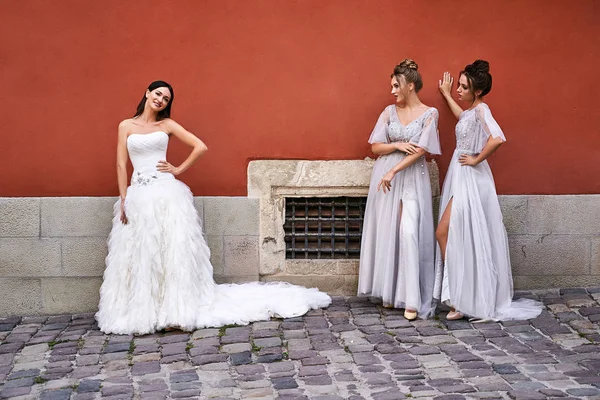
[96,131,331,335]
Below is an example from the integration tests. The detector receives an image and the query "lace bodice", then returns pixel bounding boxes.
[127,131,174,186]
[455,103,506,154]
[388,109,432,143]
[368,105,441,155]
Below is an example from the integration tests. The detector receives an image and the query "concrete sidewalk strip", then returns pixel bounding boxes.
[0,288,599,399]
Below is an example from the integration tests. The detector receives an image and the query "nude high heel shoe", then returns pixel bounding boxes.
[404,309,418,321]
[446,310,464,320]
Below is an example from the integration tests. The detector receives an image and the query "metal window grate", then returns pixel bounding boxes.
[284,197,367,259]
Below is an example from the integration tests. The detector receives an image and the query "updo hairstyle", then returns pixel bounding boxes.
[391,58,423,92]
[461,60,492,98]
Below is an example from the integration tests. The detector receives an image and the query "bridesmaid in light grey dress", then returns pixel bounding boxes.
[434,60,542,321]
[358,59,441,320]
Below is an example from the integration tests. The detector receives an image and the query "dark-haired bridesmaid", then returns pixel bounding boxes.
[433,60,542,321]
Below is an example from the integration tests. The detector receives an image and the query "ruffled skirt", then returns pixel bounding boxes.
[96,178,331,335]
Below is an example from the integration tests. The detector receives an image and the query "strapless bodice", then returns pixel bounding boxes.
[127,131,174,186]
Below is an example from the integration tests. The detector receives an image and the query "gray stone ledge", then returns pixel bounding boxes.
[247,159,441,277]
[261,274,358,296]
[527,195,600,235]
[0,238,62,277]
[285,260,359,276]
[203,197,259,236]
[207,235,224,276]
[0,194,599,316]
[41,197,116,237]
[61,237,108,277]
[0,198,40,237]
[508,235,592,276]
[498,195,528,235]
[214,275,259,285]
[514,275,600,290]
[223,236,259,279]
[0,278,42,315]
[41,277,102,315]
[593,238,600,275]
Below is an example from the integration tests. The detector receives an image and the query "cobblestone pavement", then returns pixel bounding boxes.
[1,288,600,400]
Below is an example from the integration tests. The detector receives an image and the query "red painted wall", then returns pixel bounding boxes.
[2,0,598,196]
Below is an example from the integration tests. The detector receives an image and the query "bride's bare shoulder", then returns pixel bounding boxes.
[117,119,135,137]
[118,119,135,130]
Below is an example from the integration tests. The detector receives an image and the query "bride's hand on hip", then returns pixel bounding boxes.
[157,160,180,175]
[377,171,395,194]
[120,199,128,225]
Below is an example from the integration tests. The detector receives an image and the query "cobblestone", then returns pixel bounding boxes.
[0,290,600,398]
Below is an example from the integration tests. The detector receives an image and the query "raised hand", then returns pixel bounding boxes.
[395,142,418,155]
[157,160,181,175]
[438,72,453,97]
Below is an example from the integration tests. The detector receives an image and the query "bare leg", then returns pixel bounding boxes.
[435,198,453,262]
[435,198,463,320]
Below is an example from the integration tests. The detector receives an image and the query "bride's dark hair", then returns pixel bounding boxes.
[133,80,175,121]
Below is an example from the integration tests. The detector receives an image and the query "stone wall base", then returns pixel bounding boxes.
[1,194,599,316]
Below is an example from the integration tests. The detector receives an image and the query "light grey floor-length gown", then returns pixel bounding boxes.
[96,131,331,335]
[433,103,542,321]
[358,105,441,318]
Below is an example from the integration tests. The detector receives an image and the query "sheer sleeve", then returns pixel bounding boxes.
[367,107,391,144]
[410,108,441,155]
[475,104,506,142]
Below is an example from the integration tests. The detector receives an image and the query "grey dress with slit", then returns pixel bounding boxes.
[358,105,441,318]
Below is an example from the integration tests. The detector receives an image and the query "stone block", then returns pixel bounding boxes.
[509,235,590,276]
[0,279,42,316]
[223,236,259,278]
[61,237,108,277]
[206,235,224,276]
[41,278,102,314]
[262,274,341,293]
[0,239,61,277]
[337,261,359,275]
[248,159,439,278]
[192,197,204,225]
[0,198,40,237]
[214,275,257,284]
[261,274,357,295]
[592,238,600,275]
[248,160,371,198]
[527,195,600,235]
[285,260,338,276]
[41,197,115,237]
[513,275,600,290]
[344,275,359,295]
[499,196,528,234]
[203,197,259,236]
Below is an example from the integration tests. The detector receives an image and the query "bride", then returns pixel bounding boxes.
[96,81,331,335]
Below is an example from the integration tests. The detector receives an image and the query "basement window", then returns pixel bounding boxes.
[284,197,367,259]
